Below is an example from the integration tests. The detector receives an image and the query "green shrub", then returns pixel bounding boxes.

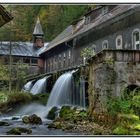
[132,124,140,131]
[7,91,32,106]
[132,96,140,107]
[79,111,88,118]
[113,126,129,135]
[0,91,33,112]
[106,97,131,116]
[0,93,8,103]
[118,114,139,125]
[132,95,140,118]
[32,93,50,105]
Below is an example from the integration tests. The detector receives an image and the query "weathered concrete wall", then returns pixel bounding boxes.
[88,50,140,114]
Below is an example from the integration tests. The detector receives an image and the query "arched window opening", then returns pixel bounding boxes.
[116,35,123,49]
[102,40,108,49]
[132,29,140,50]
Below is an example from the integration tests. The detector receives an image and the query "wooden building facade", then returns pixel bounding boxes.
[40,5,140,73]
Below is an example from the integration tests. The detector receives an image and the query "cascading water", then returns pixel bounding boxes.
[30,76,50,95]
[46,72,73,112]
[15,102,47,119]
[23,80,33,92]
[45,70,87,116]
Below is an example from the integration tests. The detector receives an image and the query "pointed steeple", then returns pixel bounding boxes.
[33,17,44,49]
[33,17,44,36]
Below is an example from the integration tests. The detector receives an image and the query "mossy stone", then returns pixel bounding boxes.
[22,116,30,124]
[29,114,42,124]
[7,127,32,135]
[59,106,73,119]
[47,106,58,120]
[22,114,42,125]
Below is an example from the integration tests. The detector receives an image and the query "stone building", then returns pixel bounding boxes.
[39,5,140,113]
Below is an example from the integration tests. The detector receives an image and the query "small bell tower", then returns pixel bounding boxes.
[33,17,44,49]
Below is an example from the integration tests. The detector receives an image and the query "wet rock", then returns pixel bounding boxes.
[47,106,58,120]
[0,121,10,126]
[22,116,30,124]
[7,127,32,135]
[22,114,42,125]
[29,114,42,124]
[48,123,55,129]
[48,122,62,129]
[12,116,20,120]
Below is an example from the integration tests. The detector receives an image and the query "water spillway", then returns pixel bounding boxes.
[30,76,50,95]
[23,80,33,92]
[46,72,73,110]
[45,71,87,115]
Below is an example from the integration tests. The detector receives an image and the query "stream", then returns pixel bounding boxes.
[0,116,81,136]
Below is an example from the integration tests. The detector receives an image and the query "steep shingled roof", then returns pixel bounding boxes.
[0,5,13,27]
[40,5,140,55]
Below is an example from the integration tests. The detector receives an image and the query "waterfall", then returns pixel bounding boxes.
[45,70,87,115]
[46,72,73,111]
[30,76,50,95]
[23,80,33,92]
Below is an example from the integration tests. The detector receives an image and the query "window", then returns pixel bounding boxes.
[68,50,71,59]
[116,35,123,49]
[91,44,96,52]
[23,57,30,64]
[85,16,90,24]
[31,58,37,64]
[102,6,108,15]
[132,29,140,50]
[102,40,108,49]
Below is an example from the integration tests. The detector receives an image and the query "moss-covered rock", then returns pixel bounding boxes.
[29,114,42,124]
[7,127,32,135]
[48,122,62,129]
[22,114,42,125]
[0,121,10,126]
[47,106,58,120]
[59,106,74,120]
[112,126,129,135]
[22,116,30,124]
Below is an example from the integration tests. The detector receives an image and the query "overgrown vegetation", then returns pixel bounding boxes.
[80,47,95,65]
[0,63,28,91]
[0,91,32,113]
[0,90,50,114]
[104,87,140,135]
[81,47,95,59]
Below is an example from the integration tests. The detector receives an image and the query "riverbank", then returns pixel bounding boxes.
[47,106,112,135]
[47,105,140,135]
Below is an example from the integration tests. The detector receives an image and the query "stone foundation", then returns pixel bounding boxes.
[88,50,140,114]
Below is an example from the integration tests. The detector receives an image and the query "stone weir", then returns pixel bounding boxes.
[88,49,140,114]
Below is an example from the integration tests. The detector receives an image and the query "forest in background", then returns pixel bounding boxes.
[0,5,95,42]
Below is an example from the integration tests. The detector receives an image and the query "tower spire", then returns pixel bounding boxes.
[33,17,44,36]
[33,17,44,48]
